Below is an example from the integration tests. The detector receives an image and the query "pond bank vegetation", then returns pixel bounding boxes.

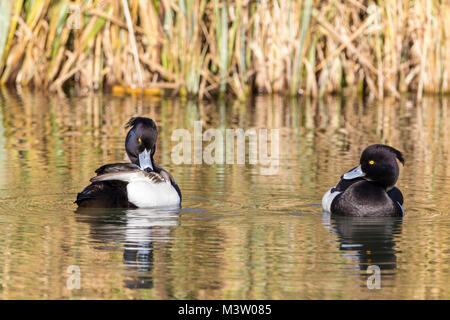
[0,0,448,100]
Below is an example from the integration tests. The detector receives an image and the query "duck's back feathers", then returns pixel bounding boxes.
[91,169,166,184]
[95,163,141,175]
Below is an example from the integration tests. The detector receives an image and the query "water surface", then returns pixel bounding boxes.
[0,88,449,299]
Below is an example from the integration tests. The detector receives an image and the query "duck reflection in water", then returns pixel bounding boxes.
[323,213,403,276]
[75,207,179,289]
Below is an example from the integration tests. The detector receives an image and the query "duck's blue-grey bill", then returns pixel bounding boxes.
[139,149,153,171]
[343,165,365,179]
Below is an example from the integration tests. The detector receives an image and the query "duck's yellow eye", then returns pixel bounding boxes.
[138,138,142,144]
[369,160,375,165]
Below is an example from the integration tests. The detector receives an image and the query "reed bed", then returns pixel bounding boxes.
[0,0,448,99]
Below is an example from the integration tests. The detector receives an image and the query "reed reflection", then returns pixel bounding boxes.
[75,207,179,289]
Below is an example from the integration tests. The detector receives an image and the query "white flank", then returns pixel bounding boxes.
[322,187,341,212]
[127,179,180,208]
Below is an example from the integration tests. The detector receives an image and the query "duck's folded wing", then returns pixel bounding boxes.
[75,180,134,208]
[387,187,403,205]
[94,163,141,175]
[91,170,166,184]
[75,164,142,208]
[333,176,365,193]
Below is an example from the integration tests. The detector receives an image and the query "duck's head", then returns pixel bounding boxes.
[125,117,157,171]
[343,144,404,189]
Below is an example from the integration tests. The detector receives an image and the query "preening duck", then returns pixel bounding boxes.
[75,117,181,208]
[322,144,404,217]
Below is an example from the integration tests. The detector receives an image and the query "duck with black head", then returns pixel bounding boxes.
[75,117,182,208]
[322,144,405,217]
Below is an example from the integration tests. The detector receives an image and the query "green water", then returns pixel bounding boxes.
[0,88,449,299]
